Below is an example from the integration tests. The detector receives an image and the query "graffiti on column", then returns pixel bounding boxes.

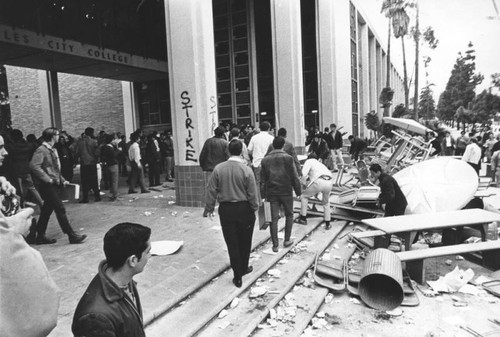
[181,91,197,162]
[209,95,217,132]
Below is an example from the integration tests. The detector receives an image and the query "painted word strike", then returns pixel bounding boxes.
[181,91,197,163]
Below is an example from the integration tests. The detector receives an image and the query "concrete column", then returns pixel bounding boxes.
[359,22,369,139]
[165,0,218,207]
[270,0,305,147]
[368,34,377,114]
[316,0,351,133]
[376,43,383,118]
[38,70,62,129]
[121,81,137,138]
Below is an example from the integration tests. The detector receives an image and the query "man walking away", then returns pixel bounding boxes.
[266,127,301,176]
[205,140,259,288]
[248,121,274,198]
[261,137,301,252]
[294,153,333,229]
[29,127,87,244]
[72,222,151,337]
[75,127,101,203]
[369,163,407,217]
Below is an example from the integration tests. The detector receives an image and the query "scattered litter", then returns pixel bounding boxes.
[316,311,325,318]
[153,196,158,199]
[475,275,492,285]
[160,217,165,219]
[324,293,334,304]
[249,286,267,298]
[217,321,230,329]
[170,211,177,217]
[445,259,452,266]
[218,309,228,318]
[465,236,482,244]
[144,211,152,216]
[456,255,464,260]
[386,308,403,317]
[427,266,475,293]
[168,201,175,205]
[324,313,341,325]
[349,298,361,305]
[332,244,339,249]
[268,269,281,278]
[230,298,239,308]
[158,195,164,198]
[311,317,328,329]
[278,259,289,265]
[250,253,261,260]
[179,301,186,306]
[458,284,486,295]
[375,311,391,320]
[321,253,331,261]
[269,308,277,319]
[210,226,221,231]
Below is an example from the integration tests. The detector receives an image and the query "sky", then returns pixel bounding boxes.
[358,0,500,100]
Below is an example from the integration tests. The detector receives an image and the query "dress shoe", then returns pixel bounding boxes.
[35,236,57,245]
[68,233,87,244]
[294,217,307,225]
[232,277,242,288]
[325,222,332,230]
[141,190,151,194]
[95,197,102,202]
[79,199,89,204]
[128,190,138,194]
[283,240,294,247]
[272,246,279,253]
[202,209,209,217]
[243,266,253,276]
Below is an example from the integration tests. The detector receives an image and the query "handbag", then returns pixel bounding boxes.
[258,200,272,230]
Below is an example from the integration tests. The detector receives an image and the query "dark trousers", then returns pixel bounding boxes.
[219,202,256,279]
[80,164,99,201]
[385,204,407,217]
[36,182,73,237]
[148,160,160,187]
[129,161,147,192]
[106,164,119,198]
[268,194,294,248]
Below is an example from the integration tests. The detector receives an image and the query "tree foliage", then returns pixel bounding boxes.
[365,110,381,136]
[470,90,500,123]
[392,103,408,118]
[418,84,436,120]
[437,42,484,122]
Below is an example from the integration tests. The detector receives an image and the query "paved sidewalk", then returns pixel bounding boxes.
[37,178,285,337]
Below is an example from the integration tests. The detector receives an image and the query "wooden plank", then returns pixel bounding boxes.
[350,229,386,239]
[362,209,500,234]
[397,240,500,262]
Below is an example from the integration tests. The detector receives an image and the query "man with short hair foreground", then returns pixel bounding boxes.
[72,222,152,337]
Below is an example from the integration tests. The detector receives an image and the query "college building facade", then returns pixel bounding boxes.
[0,0,405,206]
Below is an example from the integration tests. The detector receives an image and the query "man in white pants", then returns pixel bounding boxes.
[294,153,333,229]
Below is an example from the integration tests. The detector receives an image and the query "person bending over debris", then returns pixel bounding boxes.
[369,163,407,216]
[204,139,259,288]
[294,153,333,229]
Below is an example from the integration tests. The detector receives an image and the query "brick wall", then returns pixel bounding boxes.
[6,66,125,138]
[7,66,44,136]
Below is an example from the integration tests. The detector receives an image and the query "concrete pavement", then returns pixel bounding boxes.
[35,176,284,337]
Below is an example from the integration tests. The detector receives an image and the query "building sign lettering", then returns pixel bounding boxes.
[0,24,166,72]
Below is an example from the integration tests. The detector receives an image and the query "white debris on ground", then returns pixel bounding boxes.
[249,286,267,298]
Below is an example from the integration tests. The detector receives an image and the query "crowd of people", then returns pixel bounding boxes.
[0,126,175,245]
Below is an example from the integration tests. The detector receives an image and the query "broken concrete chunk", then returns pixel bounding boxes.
[249,286,267,298]
[218,309,228,318]
[230,297,239,308]
[268,269,282,278]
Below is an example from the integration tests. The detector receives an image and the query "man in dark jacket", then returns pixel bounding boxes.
[348,135,368,161]
[326,123,345,172]
[72,222,151,337]
[267,128,302,176]
[199,126,228,172]
[261,137,301,252]
[74,127,101,203]
[369,163,407,216]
